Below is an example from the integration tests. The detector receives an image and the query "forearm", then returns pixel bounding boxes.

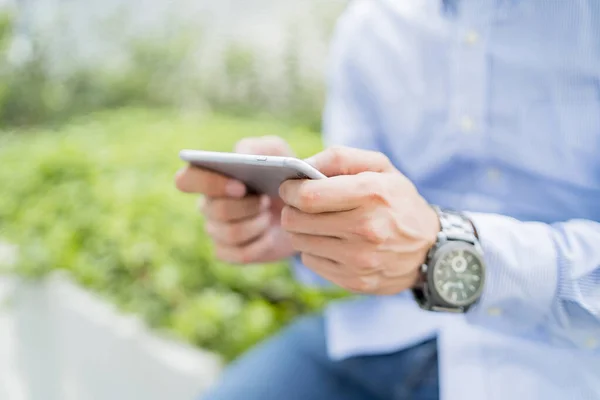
[466,212,600,350]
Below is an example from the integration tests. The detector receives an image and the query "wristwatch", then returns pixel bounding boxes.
[412,206,486,313]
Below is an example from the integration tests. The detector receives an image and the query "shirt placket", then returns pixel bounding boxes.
[449,1,511,211]
[448,1,492,160]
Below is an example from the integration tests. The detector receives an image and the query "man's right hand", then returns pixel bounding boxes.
[174,136,297,264]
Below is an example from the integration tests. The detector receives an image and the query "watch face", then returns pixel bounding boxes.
[431,243,485,306]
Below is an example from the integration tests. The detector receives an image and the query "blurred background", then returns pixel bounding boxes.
[0,0,348,399]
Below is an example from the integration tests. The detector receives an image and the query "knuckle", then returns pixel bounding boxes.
[354,251,382,271]
[328,146,348,173]
[374,152,392,169]
[357,174,387,203]
[297,185,317,211]
[355,218,388,244]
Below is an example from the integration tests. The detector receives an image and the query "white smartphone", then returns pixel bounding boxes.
[179,149,326,197]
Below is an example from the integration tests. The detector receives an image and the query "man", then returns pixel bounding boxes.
[175,0,600,399]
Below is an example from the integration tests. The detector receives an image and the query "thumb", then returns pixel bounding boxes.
[235,135,295,157]
[304,146,394,177]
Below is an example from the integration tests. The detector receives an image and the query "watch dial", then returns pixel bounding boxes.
[432,246,484,306]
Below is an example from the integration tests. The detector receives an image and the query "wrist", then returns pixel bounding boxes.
[420,203,442,259]
[420,203,442,263]
[425,203,443,245]
[411,204,442,289]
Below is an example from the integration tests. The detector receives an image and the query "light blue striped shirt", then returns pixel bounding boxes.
[293,1,600,399]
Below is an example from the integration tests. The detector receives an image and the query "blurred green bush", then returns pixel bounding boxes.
[0,11,326,131]
[0,6,346,360]
[0,108,346,360]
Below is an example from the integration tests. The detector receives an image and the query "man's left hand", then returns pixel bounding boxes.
[279,146,440,295]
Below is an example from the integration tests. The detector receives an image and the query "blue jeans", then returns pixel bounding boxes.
[200,314,439,400]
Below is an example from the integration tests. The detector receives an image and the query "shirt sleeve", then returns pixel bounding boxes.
[291,1,383,287]
[465,212,600,351]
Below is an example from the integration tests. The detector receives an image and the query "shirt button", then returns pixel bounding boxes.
[487,307,502,317]
[585,337,598,350]
[460,116,475,133]
[464,30,479,45]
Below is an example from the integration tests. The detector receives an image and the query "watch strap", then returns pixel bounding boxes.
[433,206,478,244]
[413,206,481,312]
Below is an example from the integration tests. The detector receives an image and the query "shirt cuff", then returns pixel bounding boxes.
[464,212,559,336]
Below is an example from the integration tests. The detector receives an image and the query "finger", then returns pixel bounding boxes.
[175,166,246,197]
[290,233,383,274]
[300,253,380,293]
[279,172,382,213]
[280,206,349,238]
[205,212,271,246]
[214,229,275,265]
[290,234,345,261]
[235,135,294,157]
[299,252,341,280]
[282,206,393,245]
[304,146,394,177]
[201,195,270,222]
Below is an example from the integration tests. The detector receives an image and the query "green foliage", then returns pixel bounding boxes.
[0,11,201,127]
[0,3,346,361]
[0,108,346,360]
[202,43,269,117]
[281,24,326,132]
[0,10,327,131]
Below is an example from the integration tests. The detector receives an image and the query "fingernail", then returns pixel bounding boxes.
[226,181,246,197]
